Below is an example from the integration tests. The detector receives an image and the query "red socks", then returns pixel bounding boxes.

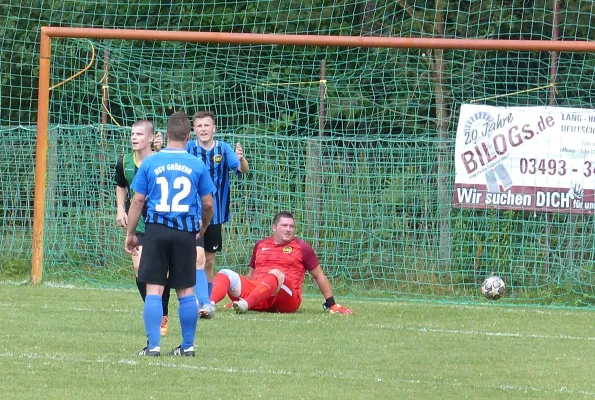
[245,274,279,309]
[210,273,230,304]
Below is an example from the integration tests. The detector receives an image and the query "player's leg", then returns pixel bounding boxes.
[137,224,169,356]
[168,229,198,356]
[160,281,171,336]
[210,268,246,304]
[132,244,145,301]
[146,232,170,336]
[234,270,285,314]
[195,238,215,319]
[204,251,216,295]
[203,224,223,296]
[266,280,302,313]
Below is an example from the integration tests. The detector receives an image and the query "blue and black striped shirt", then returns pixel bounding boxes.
[185,140,241,225]
[131,149,216,232]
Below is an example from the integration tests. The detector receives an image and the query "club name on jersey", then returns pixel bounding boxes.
[153,163,193,176]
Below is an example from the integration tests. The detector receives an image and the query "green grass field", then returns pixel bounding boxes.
[2,283,594,399]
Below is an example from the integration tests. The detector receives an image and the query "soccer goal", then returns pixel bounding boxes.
[33,27,595,305]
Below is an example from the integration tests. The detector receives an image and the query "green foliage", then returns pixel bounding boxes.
[0,256,29,279]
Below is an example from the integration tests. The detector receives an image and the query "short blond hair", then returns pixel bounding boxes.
[131,119,155,134]
[192,111,215,125]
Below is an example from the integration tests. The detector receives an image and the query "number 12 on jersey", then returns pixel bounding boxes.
[155,176,191,212]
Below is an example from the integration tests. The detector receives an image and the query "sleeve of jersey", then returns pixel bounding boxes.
[299,239,320,271]
[114,157,128,188]
[130,163,148,196]
[249,241,261,269]
[197,163,217,197]
[224,142,242,175]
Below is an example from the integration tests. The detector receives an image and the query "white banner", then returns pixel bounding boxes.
[452,104,595,214]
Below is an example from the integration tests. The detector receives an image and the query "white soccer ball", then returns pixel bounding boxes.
[481,276,506,300]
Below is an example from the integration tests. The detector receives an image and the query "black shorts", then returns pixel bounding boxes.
[204,224,222,253]
[136,232,145,247]
[195,236,205,248]
[138,223,197,289]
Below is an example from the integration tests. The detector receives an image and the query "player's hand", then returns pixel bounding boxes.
[328,304,353,315]
[116,210,128,228]
[153,132,163,152]
[235,142,244,160]
[196,226,208,239]
[196,220,206,239]
[125,234,140,256]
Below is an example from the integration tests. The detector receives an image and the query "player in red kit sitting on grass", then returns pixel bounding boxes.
[209,211,353,315]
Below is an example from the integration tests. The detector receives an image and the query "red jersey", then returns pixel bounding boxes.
[249,236,319,295]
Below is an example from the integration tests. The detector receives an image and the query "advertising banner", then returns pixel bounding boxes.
[453,104,595,214]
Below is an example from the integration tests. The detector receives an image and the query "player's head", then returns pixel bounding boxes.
[192,111,216,144]
[272,211,296,244]
[166,111,191,143]
[130,119,154,151]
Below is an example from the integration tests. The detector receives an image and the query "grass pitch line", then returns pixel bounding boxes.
[371,323,595,341]
[1,351,594,397]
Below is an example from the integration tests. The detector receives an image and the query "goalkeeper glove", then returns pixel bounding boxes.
[328,304,353,314]
[323,297,353,314]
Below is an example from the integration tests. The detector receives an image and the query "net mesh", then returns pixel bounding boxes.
[2,1,595,306]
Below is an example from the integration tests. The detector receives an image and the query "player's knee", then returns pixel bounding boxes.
[268,269,285,289]
[204,257,214,271]
[195,248,206,270]
[219,268,241,291]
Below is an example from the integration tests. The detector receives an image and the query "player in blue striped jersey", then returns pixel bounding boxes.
[125,111,216,357]
[186,111,249,318]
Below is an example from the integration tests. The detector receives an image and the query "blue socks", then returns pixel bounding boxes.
[208,282,213,297]
[195,269,210,306]
[178,294,198,350]
[143,294,163,349]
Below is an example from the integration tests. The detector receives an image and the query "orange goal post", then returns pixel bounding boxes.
[33,27,595,298]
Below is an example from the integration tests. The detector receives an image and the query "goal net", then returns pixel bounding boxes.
[5,23,595,306]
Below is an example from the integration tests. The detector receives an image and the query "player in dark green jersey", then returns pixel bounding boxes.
[115,120,171,336]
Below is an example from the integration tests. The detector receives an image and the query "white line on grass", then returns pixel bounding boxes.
[1,351,594,398]
[2,298,594,342]
[371,323,595,341]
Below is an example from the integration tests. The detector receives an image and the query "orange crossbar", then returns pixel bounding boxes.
[41,27,595,52]
[31,26,595,284]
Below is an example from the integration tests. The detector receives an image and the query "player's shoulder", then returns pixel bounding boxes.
[254,237,274,249]
[118,151,133,164]
[185,140,198,150]
[217,140,234,151]
[293,237,314,251]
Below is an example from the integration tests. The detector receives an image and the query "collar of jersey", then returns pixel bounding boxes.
[161,148,187,153]
[195,140,218,151]
[133,151,155,167]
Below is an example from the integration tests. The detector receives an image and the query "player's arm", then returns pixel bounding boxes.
[235,142,250,173]
[246,241,259,280]
[125,192,145,256]
[309,266,353,315]
[196,162,216,237]
[153,131,163,152]
[125,164,149,255]
[116,187,128,227]
[199,193,214,237]
[114,157,128,227]
[126,193,145,237]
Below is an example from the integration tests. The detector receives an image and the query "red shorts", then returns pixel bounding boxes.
[230,275,302,313]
